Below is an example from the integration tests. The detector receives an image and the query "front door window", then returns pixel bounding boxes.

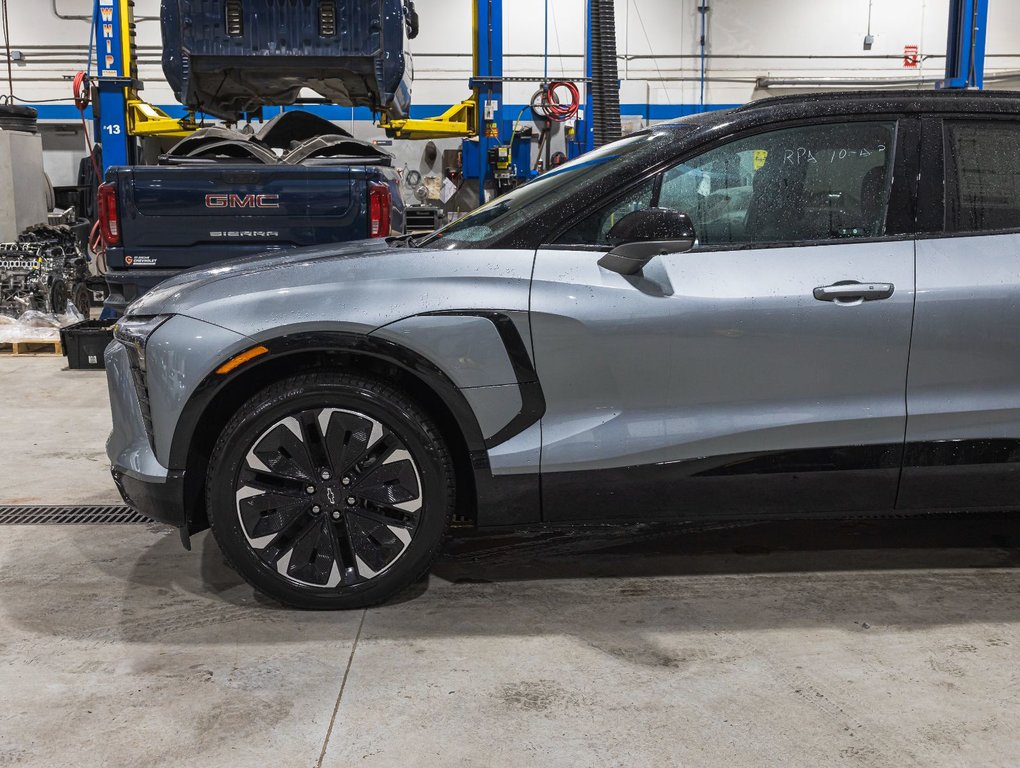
[556,121,898,248]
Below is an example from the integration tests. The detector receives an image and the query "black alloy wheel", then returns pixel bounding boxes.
[207,373,454,609]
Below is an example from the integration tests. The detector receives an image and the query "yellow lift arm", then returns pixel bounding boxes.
[377,0,487,140]
[114,0,198,139]
[126,99,197,138]
[379,99,477,140]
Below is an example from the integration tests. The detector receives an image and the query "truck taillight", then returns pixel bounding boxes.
[98,182,121,246]
[369,181,391,238]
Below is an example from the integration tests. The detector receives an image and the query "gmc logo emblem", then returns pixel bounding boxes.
[205,194,280,209]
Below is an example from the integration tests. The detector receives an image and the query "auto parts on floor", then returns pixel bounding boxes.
[0,223,91,317]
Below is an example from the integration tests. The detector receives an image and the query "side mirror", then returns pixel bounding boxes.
[597,208,697,275]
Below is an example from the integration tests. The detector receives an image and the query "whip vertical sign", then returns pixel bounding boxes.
[98,0,120,77]
[95,0,132,169]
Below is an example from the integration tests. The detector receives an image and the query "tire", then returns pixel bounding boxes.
[206,372,455,609]
[0,104,38,134]
[47,278,67,314]
[71,282,91,317]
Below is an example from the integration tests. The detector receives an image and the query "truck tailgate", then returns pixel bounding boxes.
[118,166,357,269]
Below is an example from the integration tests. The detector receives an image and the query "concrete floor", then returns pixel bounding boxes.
[2,356,1020,767]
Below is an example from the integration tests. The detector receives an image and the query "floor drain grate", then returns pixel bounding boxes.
[0,505,152,525]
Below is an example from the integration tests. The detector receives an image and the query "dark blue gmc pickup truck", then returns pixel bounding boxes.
[97,113,405,315]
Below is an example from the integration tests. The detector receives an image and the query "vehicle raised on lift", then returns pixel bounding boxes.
[107,90,1020,608]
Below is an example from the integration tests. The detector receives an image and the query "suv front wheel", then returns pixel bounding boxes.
[206,372,455,609]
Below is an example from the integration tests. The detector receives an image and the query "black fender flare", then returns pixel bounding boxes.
[170,330,487,469]
[171,318,544,532]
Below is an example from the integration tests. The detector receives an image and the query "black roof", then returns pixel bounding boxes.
[735,88,1020,113]
[659,89,1020,134]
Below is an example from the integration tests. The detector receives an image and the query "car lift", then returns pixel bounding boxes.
[936,0,988,89]
[92,0,196,173]
[91,0,597,202]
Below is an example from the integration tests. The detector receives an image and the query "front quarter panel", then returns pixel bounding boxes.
[370,310,543,470]
[371,314,520,389]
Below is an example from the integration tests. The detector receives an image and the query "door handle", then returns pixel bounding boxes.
[813,280,895,303]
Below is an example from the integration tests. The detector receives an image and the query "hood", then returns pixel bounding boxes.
[127,240,537,342]
[128,239,393,316]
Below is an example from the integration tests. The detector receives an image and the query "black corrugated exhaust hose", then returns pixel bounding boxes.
[589,0,621,147]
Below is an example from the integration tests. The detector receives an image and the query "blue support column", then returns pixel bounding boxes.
[936,0,989,90]
[94,0,133,174]
[475,0,503,205]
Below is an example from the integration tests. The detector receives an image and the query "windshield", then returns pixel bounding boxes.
[419,129,685,249]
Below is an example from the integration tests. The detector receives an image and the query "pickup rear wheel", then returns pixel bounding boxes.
[206,372,454,609]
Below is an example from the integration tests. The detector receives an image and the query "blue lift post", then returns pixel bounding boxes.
[94,0,134,173]
[936,0,989,89]
[468,0,598,194]
[472,0,504,205]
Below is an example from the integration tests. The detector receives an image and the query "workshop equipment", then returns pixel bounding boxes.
[61,318,116,369]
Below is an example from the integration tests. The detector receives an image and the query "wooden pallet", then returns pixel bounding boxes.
[0,337,63,356]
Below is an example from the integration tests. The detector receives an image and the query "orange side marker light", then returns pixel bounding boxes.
[215,345,269,375]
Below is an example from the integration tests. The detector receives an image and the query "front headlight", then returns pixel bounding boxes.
[113,315,170,371]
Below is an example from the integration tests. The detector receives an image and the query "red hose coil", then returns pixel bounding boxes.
[72,70,91,111]
[534,81,580,123]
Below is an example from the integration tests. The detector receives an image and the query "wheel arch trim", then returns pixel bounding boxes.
[170,330,491,471]
[170,318,545,533]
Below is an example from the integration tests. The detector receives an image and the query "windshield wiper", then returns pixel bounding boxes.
[387,233,418,248]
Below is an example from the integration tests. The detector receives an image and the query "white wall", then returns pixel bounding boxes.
[6,0,1020,113]
[3,0,1020,190]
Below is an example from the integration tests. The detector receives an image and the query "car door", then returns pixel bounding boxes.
[899,115,1020,509]
[530,117,920,523]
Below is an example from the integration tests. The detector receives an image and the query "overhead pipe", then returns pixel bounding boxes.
[414,52,965,60]
[543,0,549,83]
[50,0,90,21]
[50,0,157,22]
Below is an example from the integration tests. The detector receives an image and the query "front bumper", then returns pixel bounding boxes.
[105,338,192,548]
[111,467,190,547]
[105,314,252,550]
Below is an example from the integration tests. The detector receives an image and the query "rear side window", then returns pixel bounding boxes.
[945,121,1020,233]
[556,120,897,247]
